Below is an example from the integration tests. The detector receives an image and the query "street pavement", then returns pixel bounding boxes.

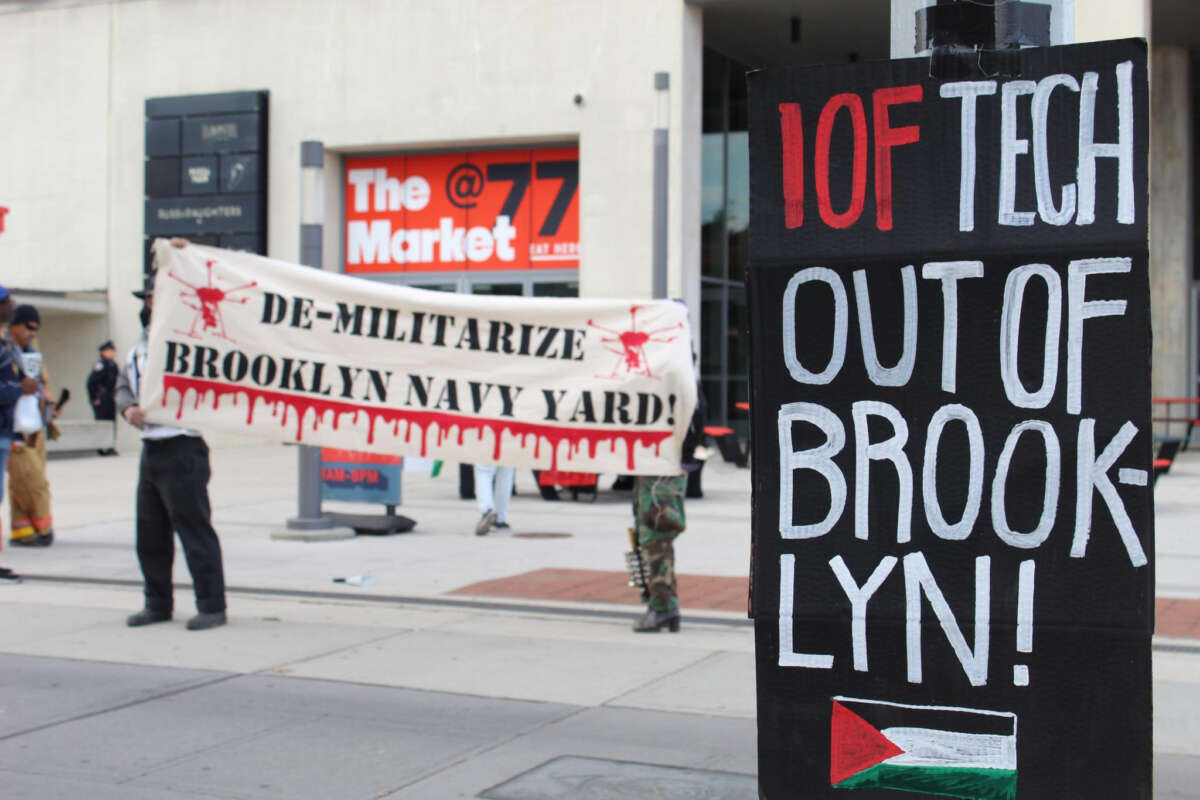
[0,445,1195,798]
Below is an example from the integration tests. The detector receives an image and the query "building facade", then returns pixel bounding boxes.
[0,0,1187,449]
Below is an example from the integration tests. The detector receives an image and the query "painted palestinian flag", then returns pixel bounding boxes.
[830,697,1018,800]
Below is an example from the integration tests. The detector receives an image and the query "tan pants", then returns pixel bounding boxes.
[9,432,52,541]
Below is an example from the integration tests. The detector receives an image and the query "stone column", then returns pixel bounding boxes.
[1149,46,1194,410]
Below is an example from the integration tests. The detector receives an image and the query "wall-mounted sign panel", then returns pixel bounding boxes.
[143,91,268,272]
[344,146,579,274]
[145,196,261,236]
[181,113,262,154]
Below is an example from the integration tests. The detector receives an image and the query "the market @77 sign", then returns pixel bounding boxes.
[140,240,695,475]
[344,146,579,273]
[748,40,1152,799]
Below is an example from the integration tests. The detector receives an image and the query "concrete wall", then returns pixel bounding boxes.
[1150,46,1194,409]
[32,310,112,424]
[0,2,112,292]
[0,0,702,448]
[1075,0,1148,43]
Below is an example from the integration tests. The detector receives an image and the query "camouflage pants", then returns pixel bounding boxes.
[9,432,52,541]
[633,474,687,612]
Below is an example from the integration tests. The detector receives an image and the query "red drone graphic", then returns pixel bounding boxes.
[168,259,257,342]
[587,304,684,379]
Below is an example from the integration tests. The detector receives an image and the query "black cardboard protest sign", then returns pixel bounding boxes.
[747,39,1151,799]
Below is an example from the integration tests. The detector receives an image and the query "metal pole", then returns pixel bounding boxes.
[287,140,333,531]
[652,71,669,300]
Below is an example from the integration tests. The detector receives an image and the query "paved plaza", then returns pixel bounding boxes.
[0,445,1195,798]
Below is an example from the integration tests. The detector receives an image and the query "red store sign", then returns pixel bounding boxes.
[344,146,579,273]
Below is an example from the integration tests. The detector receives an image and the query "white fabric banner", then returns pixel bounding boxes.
[141,241,696,475]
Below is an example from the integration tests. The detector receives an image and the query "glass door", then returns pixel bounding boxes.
[532,280,579,298]
[383,272,579,298]
[470,282,524,297]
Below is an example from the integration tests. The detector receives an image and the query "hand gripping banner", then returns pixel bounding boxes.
[141,240,696,475]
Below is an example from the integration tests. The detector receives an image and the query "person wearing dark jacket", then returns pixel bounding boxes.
[0,286,40,580]
[116,242,227,631]
[6,304,56,547]
[87,340,119,455]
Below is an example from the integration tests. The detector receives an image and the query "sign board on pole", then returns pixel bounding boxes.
[748,40,1152,798]
[319,448,403,505]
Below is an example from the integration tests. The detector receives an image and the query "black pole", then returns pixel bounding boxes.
[916,0,1052,79]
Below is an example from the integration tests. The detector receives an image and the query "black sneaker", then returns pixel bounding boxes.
[0,566,20,583]
[493,521,511,530]
[187,611,227,631]
[127,608,172,627]
[475,510,497,536]
[12,532,52,547]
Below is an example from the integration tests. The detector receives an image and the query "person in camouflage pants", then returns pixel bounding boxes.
[631,473,687,632]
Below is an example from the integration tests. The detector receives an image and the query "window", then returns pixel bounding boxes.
[700,49,751,436]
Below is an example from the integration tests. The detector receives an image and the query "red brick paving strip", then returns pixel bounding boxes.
[1157,597,1200,640]
[452,569,1200,639]
[451,568,749,613]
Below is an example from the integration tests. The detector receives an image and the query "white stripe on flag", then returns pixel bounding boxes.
[882,727,1017,771]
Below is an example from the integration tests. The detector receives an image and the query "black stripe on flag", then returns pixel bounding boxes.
[834,698,1015,737]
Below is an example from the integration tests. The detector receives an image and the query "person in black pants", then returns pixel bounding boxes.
[114,243,227,631]
[87,340,119,455]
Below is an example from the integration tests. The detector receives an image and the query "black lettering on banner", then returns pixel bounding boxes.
[468,381,495,414]
[261,292,287,325]
[279,358,308,392]
[406,374,433,407]
[365,369,391,403]
[542,389,567,421]
[193,346,220,379]
[334,302,364,336]
[249,354,276,387]
[165,340,190,374]
[430,314,456,347]
[290,297,314,330]
[747,40,1151,799]
[495,384,523,418]
[223,350,249,382]
[534,326,560,358]
[337,366,362,399]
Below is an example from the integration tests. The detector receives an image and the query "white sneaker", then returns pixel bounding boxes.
[475,510,497,536]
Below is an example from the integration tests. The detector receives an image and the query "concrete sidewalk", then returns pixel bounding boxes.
[11,443,1200,607]
[7,446,753,604]
[0,445,1196,798]
[0,580,1196,799]
[0,580,758,799]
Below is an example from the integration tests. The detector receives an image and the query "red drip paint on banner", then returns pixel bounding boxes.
[160,375,672,470]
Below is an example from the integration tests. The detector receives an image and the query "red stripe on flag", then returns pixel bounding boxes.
[830,700,904,785]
